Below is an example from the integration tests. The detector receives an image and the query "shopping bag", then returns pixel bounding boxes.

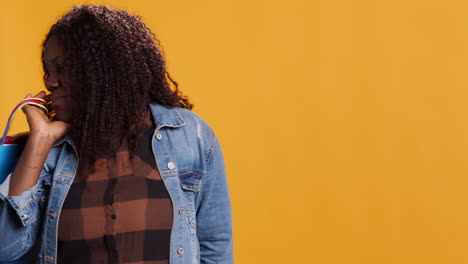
[0,98,48,184]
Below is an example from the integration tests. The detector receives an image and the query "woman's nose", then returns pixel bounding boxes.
[46,74,59,90]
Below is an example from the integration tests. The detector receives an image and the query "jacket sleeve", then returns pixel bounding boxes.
[195,133,233,264]
[0,169,50,261]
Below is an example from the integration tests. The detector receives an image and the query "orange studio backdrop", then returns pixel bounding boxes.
[2,0,468,263]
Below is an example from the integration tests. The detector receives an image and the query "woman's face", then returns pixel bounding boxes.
[43,35,74,123]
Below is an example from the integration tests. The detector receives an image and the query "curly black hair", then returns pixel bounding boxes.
[42,5,193,172]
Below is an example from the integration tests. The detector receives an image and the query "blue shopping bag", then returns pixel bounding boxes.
[0,139,26,184]
[0,98,48,184]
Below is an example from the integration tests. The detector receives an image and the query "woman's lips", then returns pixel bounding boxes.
[50,95,67,106]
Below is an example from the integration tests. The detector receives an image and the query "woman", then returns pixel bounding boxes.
[0,5,232,264]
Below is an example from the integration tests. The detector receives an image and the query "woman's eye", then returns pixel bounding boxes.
[56,65,65,72]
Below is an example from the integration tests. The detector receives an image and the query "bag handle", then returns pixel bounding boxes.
[1,98,49,145]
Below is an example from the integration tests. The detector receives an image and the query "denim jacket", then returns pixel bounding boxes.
[0,104,233,264]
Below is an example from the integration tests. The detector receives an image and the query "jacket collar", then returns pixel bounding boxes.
[53,104,186,147]
[149,104,186,130]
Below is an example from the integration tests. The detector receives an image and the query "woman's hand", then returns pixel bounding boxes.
[22,91,71,143]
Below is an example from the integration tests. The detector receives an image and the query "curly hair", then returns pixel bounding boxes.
[41,5,193,172]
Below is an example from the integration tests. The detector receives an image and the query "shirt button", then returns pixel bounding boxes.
[156,133,163,140]
[178,208,185,215]
[177,247,185,255]
[167,162,175,170]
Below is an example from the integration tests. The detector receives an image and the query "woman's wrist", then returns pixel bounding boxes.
[28,130,57,147]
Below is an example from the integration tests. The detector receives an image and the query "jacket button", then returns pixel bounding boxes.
[177,247,185,255]
[178,208,185,215]
[167,162,175,170]
[156,133,163,140]
[40,196,48,203]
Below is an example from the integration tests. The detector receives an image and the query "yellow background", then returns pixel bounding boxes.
[1,0,468,263]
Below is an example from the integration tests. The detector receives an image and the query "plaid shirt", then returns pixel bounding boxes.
[57,111,172,264]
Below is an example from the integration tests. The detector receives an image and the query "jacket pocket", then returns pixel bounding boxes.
[178,169,204,192]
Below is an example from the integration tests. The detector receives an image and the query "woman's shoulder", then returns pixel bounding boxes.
[149,104,217,153]
[149,104,215,134]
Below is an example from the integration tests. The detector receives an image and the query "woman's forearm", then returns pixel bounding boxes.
[8,133,55,196]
